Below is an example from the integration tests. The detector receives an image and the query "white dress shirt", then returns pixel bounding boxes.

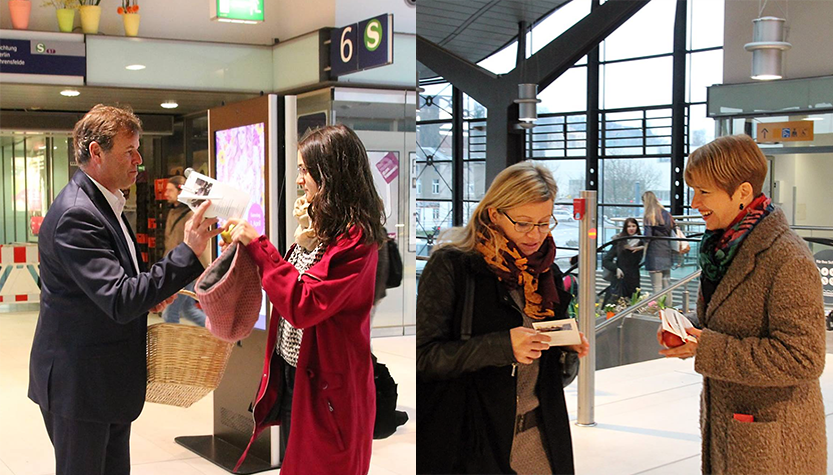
[86,173,140,274]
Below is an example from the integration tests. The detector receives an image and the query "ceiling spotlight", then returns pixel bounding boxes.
[515,83,541,129]
[125,64,146,71]
[745,17,791,81]
[161,101,179,109]
[60,89,80,97]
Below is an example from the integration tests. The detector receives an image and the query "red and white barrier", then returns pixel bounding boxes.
[0,244,40,303]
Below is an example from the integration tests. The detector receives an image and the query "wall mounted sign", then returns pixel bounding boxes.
[0,35,85,83]
[756,121,814,143]
[329,14,393,77]
[210,0,264,23]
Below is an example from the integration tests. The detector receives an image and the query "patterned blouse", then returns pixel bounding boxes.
[278,241,326,367]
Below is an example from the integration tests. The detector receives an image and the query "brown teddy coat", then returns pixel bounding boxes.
[694,208,826,474]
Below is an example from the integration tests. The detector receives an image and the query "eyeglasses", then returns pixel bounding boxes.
[499,210,558,234]
[297,165,309,176]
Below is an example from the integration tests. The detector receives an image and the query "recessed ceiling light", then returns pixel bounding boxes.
[803,116,824,121]
[126,64,146,71]
[60,89,80,97]
[160,101,179,109]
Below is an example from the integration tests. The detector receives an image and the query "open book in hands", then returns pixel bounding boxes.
[532,318,581,346]
[178,168,251,220]
[659,308,697,348]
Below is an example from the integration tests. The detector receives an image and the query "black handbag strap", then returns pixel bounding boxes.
[461,273,475,341]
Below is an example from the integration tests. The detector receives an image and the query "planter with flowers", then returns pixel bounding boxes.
[42,0,80,33]
[9,0,32,30]
[117,0,140,37]
[78,0,101,34]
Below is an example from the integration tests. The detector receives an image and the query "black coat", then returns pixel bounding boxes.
[416,247,575,474]
[602,237,643,300]
[28,170,204,423]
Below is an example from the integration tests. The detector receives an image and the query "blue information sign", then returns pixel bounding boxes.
[329,13,393,77]
[0,38,85,77]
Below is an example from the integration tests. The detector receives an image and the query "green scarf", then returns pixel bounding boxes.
[699,194,773,282]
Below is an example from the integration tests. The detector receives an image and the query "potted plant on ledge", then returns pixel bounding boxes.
[8,0,32,30]
[41,0,80,33]
[117,0,140,37]
[78,0,102,34]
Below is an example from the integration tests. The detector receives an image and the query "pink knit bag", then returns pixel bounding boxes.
[195,242,262,342]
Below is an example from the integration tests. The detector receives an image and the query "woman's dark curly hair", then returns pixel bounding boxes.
[299,124,386,247]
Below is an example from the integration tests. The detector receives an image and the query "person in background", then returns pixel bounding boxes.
[161,175,210,326]
[660,134,826,474]
[642,190,674,304]
[602,217,644,305]
[29,104,219,475]
[223,124,385,475]
[417,161,589,474]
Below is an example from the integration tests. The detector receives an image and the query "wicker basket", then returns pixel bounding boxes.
[146,323,234,408]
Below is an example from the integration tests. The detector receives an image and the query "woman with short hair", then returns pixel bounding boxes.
[417,161,588,474]
[660,134,826,475]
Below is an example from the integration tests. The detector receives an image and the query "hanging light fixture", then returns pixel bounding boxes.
[515,83,540,129]
[744,16,791,81]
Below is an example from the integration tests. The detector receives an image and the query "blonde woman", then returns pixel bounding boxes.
[641,190,674,301]
[417,161,589,474]
[660,134,825,474]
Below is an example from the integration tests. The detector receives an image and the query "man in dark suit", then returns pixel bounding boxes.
[28,104,221,475]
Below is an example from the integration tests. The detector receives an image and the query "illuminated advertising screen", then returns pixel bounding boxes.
[215,122,268,330]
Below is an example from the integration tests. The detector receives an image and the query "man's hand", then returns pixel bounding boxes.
[149,294,176,314]
[184,200,223,256]
[223,219,260,246]
[510,327,551,364]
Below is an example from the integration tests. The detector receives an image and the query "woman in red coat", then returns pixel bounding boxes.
[224,124,387,475]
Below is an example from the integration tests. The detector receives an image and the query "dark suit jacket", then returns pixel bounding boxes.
[28,170,205,424]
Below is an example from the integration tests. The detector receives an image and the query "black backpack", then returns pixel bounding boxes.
[385,238,403,289]
[372,353,409,439]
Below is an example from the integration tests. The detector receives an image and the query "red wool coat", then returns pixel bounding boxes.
[236,228,377,475]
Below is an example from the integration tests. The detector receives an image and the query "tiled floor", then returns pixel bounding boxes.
[6,304,833,475]
[565,353,833,475]
[0,309,415,475]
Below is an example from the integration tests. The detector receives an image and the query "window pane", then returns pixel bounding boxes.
[689,0,725,50]
[530,115,587,159]
[418,82,453,121]
[602,0,675,61]
[601,157,671,206]
[416,122,453,162]
[602,56,673,109]
[529,0,592,55]
[415,200,453,257]
[478,42,517,75]
[539,66,587,114]
[465,120,487,160]
[415,161,452,200]
[26,137,47,241]
[538,159,586,202]
[600,205,645,244]
[464,161,486,201]
[689,104,715,150]
[463,94,487,119]
[688,49,723,103]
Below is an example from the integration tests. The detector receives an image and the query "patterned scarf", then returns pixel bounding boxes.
[475,230,558,319]
[293,196,319,251]
[699,194,773,282]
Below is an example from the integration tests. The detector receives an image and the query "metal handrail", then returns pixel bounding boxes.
[792,226,833,231]
[596,269,702,332]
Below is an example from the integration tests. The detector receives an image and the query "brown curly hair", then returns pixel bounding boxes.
[298,124,386,247]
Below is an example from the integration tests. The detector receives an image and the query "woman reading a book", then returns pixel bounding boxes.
[222,125,386,475]
[659,134,826,474]
[417,161,588,474]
